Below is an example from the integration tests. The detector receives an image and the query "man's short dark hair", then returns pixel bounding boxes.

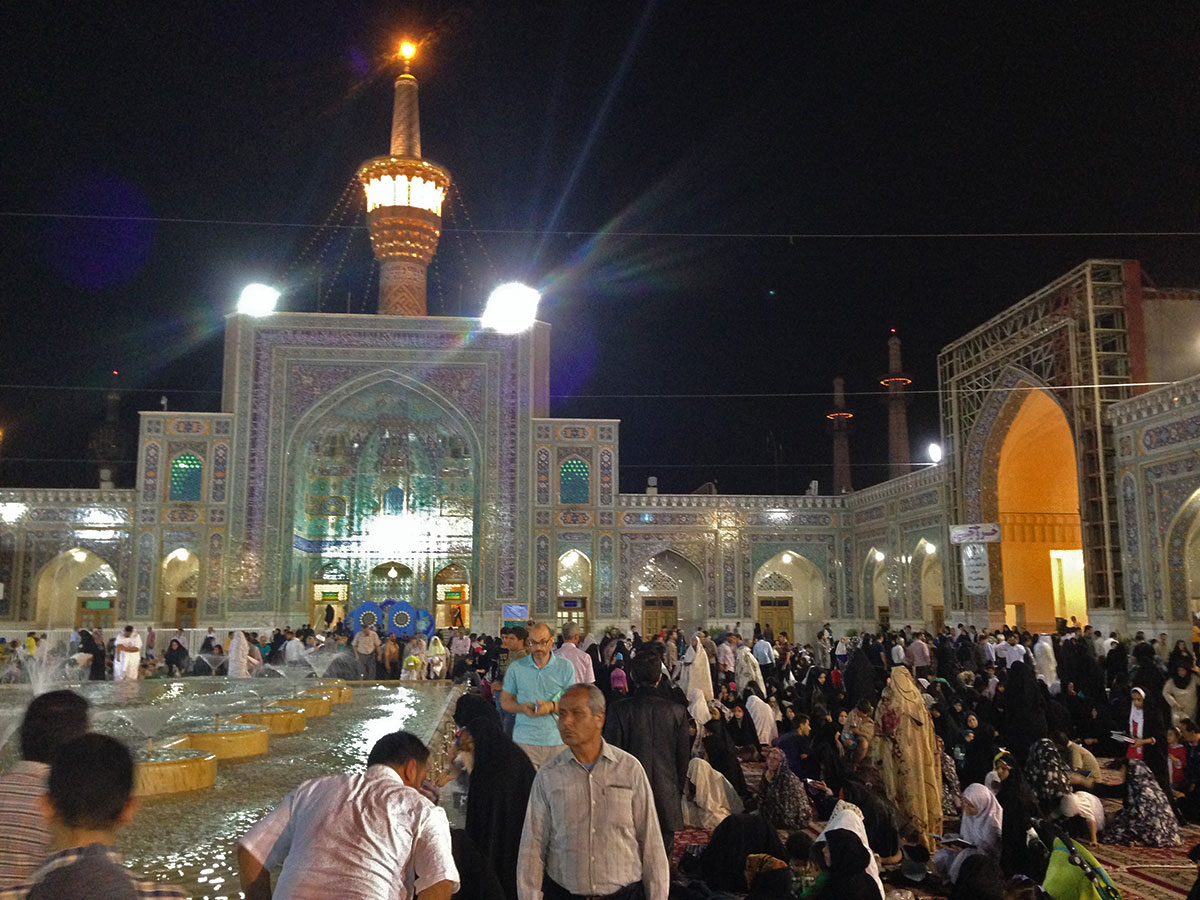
[510,626,528,642]
[366,730,430,768]
[629,652,662,687]
[20,689,89,764]
[785,831,813,863]
[48,734,132,828]
[793,712,809,727]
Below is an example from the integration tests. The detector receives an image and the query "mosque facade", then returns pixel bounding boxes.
[4,58,1200,643]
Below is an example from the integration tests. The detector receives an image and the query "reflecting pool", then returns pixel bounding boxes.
[0,678,457,899]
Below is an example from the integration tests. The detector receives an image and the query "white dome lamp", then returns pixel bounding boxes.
[237,283,280,317]
[481,282,540,334]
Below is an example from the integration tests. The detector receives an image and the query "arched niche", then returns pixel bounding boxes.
[863,548,888,625]
[35,548,118,629]
[555,550,591,633]
[753,550,825,644]
[996,387,1083,631]
[635,549,705,638]
[160,547,201,628]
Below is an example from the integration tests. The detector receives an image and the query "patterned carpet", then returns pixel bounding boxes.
[670,760,1200,898]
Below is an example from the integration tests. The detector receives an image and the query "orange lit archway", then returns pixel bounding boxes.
[996,389,1084,631]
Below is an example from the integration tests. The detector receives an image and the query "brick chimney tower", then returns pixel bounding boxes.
[825,377,853,494]
[881,330,912,480]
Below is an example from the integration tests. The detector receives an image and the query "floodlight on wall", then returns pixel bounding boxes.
[237,283,280,317]
[781,553,793,564]
[874,550,885,563]
[927,442,943,464]
[481,282,540,334]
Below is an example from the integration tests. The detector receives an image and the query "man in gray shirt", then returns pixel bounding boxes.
[517,684,668,900]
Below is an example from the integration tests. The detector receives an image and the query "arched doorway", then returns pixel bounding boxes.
[636,550,705,637]
[556,551,590,634]
[997,389,1083,631]
[160,548,200,628]
[35,549,119,630]
[311,560,348,629]
[863,548,889,627]
[753,551,826,644]
[913,539,944,631]
[435,562,471,629]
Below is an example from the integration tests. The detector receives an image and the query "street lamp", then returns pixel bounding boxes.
[481,282,540,334]
[237,283,280,317]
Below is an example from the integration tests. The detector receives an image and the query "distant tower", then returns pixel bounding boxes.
[356,42,452,316]
[881,330,912,479]
[88,388,123,490]
[825,376,854,494]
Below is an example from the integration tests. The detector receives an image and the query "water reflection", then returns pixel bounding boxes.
[0,679,455,897]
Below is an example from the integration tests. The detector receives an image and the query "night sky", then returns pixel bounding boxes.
[2,3,1199,494]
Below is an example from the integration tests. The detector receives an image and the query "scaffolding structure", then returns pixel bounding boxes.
[937,260,1138,615]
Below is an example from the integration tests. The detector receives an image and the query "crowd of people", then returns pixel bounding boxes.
[437,619,1200,899]
[0,620,475,683]
[1,616,1198,899]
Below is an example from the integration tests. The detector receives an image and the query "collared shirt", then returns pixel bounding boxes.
[504,653,577,746]
[517,742,668,900]
[553,642,595,685]
[0,843,187,899]
[0,762,50,889]
[891,643,906,665]
[238,765,458,900]
[716,642,735,672]
[283,638,305,664]
[905,639,931,668]
[352,629,380,655]
[752,639,775,666]
[450,635,471,656]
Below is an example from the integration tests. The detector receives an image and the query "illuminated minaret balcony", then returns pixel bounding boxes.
[356,41,452,317]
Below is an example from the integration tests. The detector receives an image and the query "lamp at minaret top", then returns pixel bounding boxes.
[356,41,452,317]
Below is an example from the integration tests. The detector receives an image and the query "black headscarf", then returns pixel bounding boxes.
[703,718,749,798]
[1000,662,1047,763]
[841,649,877,710]
[454,692,500,730]
[961,720,998,788]
[822,829,882,900]
[994,753,1044,880]
[464,715,536,900]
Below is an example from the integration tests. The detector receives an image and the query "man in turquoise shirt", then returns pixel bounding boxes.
[501,622,578,769]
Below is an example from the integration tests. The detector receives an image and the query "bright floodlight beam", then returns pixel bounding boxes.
[481,282,541,334]
[928,442,943,464]
[237,283,280,317]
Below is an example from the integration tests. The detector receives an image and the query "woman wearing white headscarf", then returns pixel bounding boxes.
[687,687,711,727]
[934,781,1003,882]
[682,757,743,829]
[735,642,766,696]
[1034,634,1059,691]
[679,632,713,701]
[746,693,778,746]
[815,800,886,899]
[227,630,250,678]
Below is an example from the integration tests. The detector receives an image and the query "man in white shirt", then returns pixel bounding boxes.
[553,622,595,684]
[517,684,669,900]
[282,630,305,665]
[891,636,907,668]
[752,635,777,681]
[112,626,142,682]
[351,627,381,680]
[238,731,457,900]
